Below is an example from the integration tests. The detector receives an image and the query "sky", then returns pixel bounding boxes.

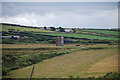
[0,2,119,29]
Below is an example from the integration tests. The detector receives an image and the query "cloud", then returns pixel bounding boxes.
[2,0,120,2]
[1,13,37,26]
[1,2,118,29]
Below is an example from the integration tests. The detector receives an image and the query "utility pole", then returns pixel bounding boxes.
[30,66,35,80]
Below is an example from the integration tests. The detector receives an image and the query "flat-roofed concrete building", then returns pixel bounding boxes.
[56,36,64,46]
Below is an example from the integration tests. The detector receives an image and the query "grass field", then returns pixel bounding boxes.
[79,29,119,36]
[2,44,117,48]
[86,54,119,77]
[4,46,118,78]
[2,44,80,48]
[34,32,118,40]
[2,25,54,33]
[2,24,119,41]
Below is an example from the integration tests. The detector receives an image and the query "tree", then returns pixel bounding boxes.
[72,29,76,33]
[59,27,65,32]
[50,27,56,31]
[44,26,47,30]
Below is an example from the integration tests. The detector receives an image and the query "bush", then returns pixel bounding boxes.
[2,68,11,75]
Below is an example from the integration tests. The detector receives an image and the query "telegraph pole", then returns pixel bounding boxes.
[30,66,35,80]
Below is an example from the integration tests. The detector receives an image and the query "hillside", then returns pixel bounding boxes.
[2,23,119,41]
[2,23,54,33]
[4,46,118,78]
[2,23,119,78]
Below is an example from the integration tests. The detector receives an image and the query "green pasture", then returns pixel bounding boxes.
[2,24,119,41]
[34,32,118,41]
[79,29,119,36]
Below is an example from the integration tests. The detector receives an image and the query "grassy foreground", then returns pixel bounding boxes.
[4,47,118,78]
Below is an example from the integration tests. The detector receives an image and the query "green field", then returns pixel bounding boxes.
[2,25,54,33]
[34,32,118,41]
[4,46,118,78]
[2,24,119,41]
[79,29,119,36]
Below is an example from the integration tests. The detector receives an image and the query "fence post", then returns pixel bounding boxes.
[30,66,35,80]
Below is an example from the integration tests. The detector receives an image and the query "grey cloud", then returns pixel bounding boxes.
[1,2,118,29]
[2,2,118,16]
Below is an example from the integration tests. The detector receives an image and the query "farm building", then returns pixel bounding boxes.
[2,36,20,40]
[65,29,73,33]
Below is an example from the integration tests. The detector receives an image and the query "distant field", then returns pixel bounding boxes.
[5,47,118,78]
[2,44,79,48]
[2,24,119,41]
[2,44,117,48]
[2,25,54,33]
[34,32,118,40]
[79,29,119,36]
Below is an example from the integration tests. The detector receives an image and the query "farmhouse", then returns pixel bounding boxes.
[65,29,73,33]
[39,27,44,30]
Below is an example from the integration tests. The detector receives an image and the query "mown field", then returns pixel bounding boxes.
[3,45,119,78]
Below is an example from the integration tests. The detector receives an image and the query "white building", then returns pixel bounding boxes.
[65,29,73,33]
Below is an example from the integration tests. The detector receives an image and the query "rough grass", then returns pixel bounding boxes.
[4,47,118,78]
[2,25,54,33]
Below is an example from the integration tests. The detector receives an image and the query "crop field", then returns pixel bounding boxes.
[34,32,118,40]
[4,46,119,78]
[2,25,54,33]
[79,29,119,36]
